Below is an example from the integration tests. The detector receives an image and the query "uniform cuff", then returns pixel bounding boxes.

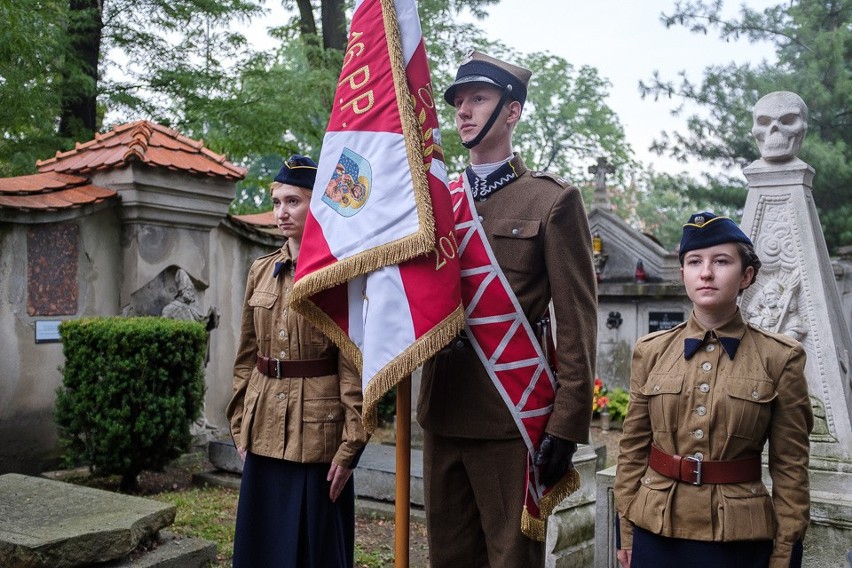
[618,515,634,550]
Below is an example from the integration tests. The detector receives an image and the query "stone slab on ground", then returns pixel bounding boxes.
[354,497,426,523]
[355,444,424,507]
[193,469,241,490]
[0,473,176,568]
[208,439,242,474]
[100,531,216,568]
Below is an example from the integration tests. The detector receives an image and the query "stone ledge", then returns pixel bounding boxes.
[99,531,217,568]
[0,473,176,568]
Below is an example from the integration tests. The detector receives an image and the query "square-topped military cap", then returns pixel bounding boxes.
[443,50,532,107]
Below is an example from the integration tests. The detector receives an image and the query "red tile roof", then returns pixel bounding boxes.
[36,120,247,180]
[0,172,117,211]
[230,211,280,237]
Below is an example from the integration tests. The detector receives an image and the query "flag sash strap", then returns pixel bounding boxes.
[450,174,580,540]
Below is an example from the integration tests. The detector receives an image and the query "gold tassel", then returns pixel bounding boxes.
[520,468,582,542]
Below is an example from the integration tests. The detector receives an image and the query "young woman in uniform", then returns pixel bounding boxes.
[615,212,812,568]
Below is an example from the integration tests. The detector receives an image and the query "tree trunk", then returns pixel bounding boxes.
[59,0,103,141]
[119,468,141,493]
[295,0,318,37]
[321,0,347,51]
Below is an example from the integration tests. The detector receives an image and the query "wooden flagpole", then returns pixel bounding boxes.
[394,377,411,568]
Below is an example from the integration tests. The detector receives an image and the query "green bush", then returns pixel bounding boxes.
[607,387,630,422]
[376,385,397,426]
[56,317,206,492]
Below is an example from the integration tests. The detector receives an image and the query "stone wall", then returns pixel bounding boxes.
[0,208,122,473]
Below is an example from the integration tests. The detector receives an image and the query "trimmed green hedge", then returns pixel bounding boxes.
[56,317,206,492]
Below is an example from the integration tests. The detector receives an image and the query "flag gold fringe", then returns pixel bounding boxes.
[381,0,436,246]
[290,296,363,372]
[289,231,429,307]
[362,303,465,433]
[520,468,581,542]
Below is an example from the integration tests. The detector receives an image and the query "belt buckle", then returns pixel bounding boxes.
[684,454,703,485]
[272,358,282,379]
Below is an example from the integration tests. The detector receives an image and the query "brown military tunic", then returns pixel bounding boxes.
[418,154,597,443]
[417,154,597,567]
[615,310,812,567]
[226,245,368,468]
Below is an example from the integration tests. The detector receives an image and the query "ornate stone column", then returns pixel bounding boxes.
[740,91,852,567]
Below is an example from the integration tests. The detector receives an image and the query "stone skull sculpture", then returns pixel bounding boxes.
[752,91,808,162]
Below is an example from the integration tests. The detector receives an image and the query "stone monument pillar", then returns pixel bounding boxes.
[740,91,852,566]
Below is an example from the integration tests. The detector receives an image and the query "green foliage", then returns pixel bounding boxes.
[376,385,397,427]
[0,0,69,175]
[55,317,207,492]
[641,0,852,252]
[4,0,635,222]
[355,547,394,568]
[100,0,265,124]
[606,387,630,423]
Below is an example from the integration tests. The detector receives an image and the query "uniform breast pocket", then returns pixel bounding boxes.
[724,377,777,441]
[490,219,540,275]
[640,373,684,433]
[248,290,277,351]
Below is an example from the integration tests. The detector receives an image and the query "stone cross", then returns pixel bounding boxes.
[589,157,615,208]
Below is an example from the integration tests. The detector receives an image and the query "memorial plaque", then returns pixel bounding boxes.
[648,311,684,333]
[34,320,62,343]
[27,224,78,316]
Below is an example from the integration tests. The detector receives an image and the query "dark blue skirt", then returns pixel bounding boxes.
[233,452,355,568]
[632,526,774,568]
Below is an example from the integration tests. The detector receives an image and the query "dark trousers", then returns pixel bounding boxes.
[632,525,775,568]
[233,452,354,568]
[423,431,544,568]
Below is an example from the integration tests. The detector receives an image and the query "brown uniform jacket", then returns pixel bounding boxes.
[418,154,597,444]
[615,311,812,567]
[226,245,368,468]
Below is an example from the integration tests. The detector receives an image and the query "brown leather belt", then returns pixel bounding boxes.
[649,445,761,486]
[256,354,337,379]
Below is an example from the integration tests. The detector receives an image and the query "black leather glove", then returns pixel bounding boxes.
[533,434,577,487]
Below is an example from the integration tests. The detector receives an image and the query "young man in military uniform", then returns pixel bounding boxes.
[417,51,598,567]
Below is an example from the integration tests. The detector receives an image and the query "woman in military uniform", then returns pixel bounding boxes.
[227,155,369,568]
[615,212,812,568]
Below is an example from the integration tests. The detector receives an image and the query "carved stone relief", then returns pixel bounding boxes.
[158,267,219,442]
[745,271,808,341]
[742,196,839,443]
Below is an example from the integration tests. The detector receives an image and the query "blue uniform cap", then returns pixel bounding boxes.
[679,211,752,260]
[274,154,318,190]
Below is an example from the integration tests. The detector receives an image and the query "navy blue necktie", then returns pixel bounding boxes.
[273,262,286,279]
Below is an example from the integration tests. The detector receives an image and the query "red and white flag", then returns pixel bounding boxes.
[290,0,463,431]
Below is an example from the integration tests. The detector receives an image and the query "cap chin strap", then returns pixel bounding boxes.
[461,84,513,150]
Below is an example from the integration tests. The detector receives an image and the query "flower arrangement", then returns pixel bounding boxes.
[593,377,610,415]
